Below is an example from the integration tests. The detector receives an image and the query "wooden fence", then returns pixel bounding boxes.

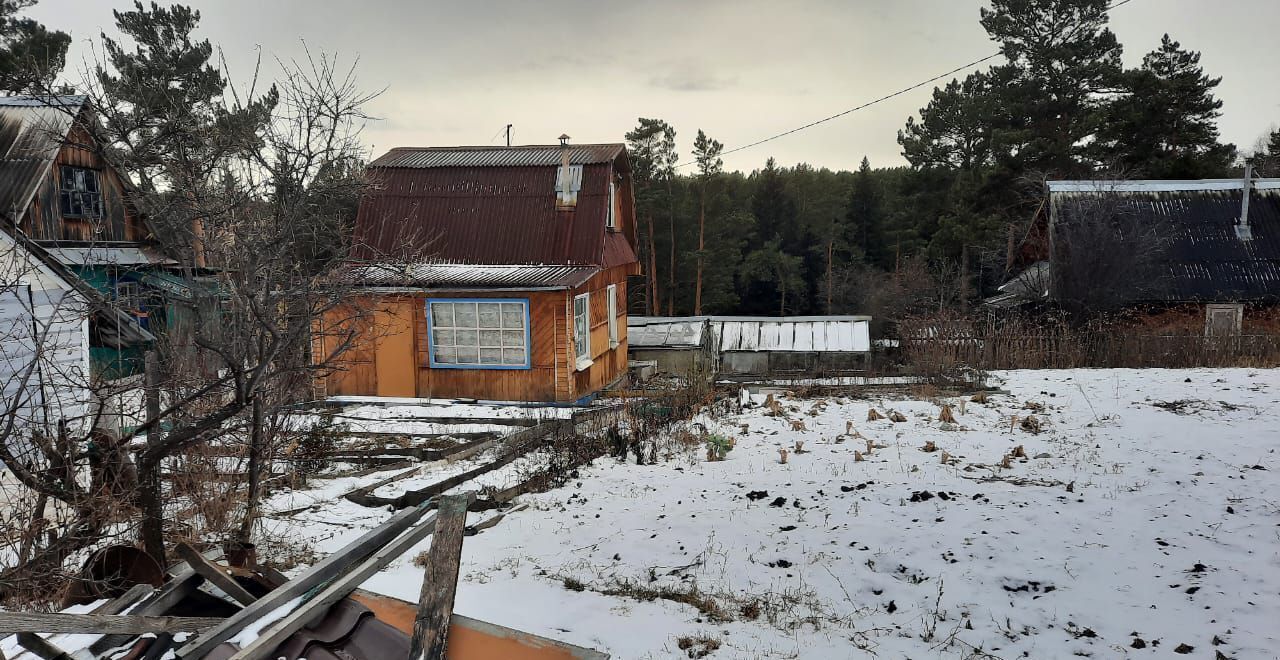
[899,330,1280,371]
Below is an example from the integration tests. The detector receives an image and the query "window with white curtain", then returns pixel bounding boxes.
[606,284,618,347]
[573,292,590,367]
[428,299,529,369]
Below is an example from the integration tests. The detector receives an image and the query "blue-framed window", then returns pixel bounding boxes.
[426,298,531,370]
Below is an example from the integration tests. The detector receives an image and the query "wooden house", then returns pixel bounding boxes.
[988,176,1280,334]
[317,140,640,403]
[0,95,183,435]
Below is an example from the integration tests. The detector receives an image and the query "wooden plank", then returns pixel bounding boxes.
[407,493,473,660]
[226,512,441,660]
[90,570,205,655]
[92,583,155,615]
[175,543,257,606]
[15,633,70,660]
[0,613,222,635]
[175,500,435,659]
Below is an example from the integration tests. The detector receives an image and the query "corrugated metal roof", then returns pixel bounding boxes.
[1051,186,1280,302]
[353,161,614,266]
[0,96,82,222]
[44,245,176,266]
[1049,179,1280,193]
[711,317,872,353]
[628,316,710,348]
[348,262,599,289]
[371,144,626,169]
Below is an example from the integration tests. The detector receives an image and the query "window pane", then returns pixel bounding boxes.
[501,303,524,328]
[479,348,502,364]
[455,329,478,348]
[479,330,501,346]
[434,346,456,364]
[502,348,526,365]
[501,330,523,347]
[454,303,477,327]
[433,329,454,346]
[455,346,479,364]
[430,302,452,326]
[84,172,99,193]
[477,303,500,328]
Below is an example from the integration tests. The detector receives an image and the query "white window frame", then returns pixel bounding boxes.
[573,292,591,370]
[606,284,618,348]
[427,298,531,370]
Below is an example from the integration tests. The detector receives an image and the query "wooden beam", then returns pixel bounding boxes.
[89,569,204,655]
[93,584,155,615]
[226,512,441,660]
[0,613,222,635]
[15,633,70,660]
[408,493,473,660]
[175,543,257,606]
[176,500,435,659]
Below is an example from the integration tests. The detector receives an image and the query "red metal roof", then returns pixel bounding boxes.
[353,144,632,269]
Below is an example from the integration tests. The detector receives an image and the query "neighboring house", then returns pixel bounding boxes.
[318,140,640,403]
[990,177,1280,335]
[0,95,182,435]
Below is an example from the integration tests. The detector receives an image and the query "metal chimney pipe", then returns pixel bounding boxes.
[1237,163,1254,241]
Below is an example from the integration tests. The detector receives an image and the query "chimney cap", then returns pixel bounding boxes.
[558,134,571,146]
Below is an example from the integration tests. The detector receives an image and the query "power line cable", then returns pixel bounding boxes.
[674,0,1137,168]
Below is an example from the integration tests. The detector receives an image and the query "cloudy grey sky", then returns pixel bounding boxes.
[28,0,1280,173]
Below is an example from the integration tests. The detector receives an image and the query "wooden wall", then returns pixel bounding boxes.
[22,123,146,243]
[317,270,634,402]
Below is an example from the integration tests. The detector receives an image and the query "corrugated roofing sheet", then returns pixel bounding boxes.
[628,316,709,348]
[44,245,175,266]
[1051,186,1280,302]
[0,96,82,223]
[352,161,615,265]
[712,317,872,353]
[371,144,626,169]
[348,262,599,289]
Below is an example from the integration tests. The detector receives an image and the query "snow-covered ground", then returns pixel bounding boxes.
[262,369,1279,659]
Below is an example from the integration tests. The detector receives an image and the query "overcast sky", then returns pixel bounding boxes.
[28,0,1280,173]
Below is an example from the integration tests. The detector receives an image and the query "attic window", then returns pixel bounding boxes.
[60,166,103,219]
[556,165,582,208]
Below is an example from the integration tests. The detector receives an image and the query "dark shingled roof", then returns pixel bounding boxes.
[1049,180,1280,303]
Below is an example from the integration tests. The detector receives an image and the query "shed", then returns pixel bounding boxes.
[710,316,872,376]
[317,141,641,403]
[626,316,717,377]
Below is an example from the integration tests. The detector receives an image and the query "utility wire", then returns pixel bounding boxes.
[674,0,1136,168]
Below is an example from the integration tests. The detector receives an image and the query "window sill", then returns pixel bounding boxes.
[575,357,594,372]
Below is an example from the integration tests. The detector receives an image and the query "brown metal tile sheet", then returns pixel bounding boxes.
[204,598,410,660]
[353,162,613,266]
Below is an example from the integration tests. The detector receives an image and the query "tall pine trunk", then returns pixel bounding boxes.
[695,188,705,315]
[826,238,833,314]
[666,177,676,316]
[646,212,659,315]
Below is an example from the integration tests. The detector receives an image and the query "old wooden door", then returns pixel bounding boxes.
[373,299,417,397]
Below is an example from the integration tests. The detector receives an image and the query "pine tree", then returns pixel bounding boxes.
[1099,35,1234,178]
[1251,128,1280,177]
[0,0,69,93]
[898,70,1004,172]
[980,0,1123,175]
[845,157,888,269]
[625,118,678,314]
[692,129,723,315]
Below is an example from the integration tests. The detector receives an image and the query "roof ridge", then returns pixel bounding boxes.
[387,143,624,151]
